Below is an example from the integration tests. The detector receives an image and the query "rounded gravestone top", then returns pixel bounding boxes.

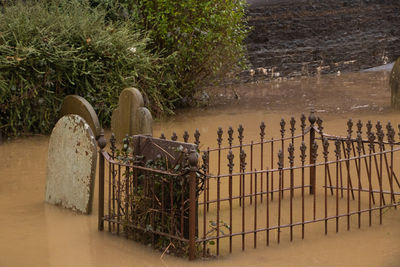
[60,95,101,138]
[45,114,97,214]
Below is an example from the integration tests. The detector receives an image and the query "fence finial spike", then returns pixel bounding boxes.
[188,148,198,171]
[356,120,363,135]
[347,118,353,136]
[171,132,178,141]
[334,138,341,158]
[194,129,200,146]
[217,127,223,145]
[183,131,189,142]
[238,124,244,143]
[260,121,266,139]
[98,128,106,149]
[280,118,286,138]
[228,126,234,147]
[308,109,316,125]
[290,117,296,136]
[300,114,306,133]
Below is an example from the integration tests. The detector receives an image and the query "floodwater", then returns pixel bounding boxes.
[1,71,400,266]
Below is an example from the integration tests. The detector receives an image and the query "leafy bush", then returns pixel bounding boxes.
[93,0,249,103]
[0,0,176,137]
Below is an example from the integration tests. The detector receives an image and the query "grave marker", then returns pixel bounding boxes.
[45,114,97,214]
[111,87,153,141]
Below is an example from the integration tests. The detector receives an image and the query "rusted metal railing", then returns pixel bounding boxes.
[98,112,400,260]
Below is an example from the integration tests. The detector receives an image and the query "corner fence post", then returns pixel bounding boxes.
[98,129,107,231]
[188,148,198,261]
[309,111,316,195]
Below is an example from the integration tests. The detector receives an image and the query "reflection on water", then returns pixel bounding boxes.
[1,71,400,266]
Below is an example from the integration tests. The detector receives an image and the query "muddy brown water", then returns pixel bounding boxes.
[1,71,400,266]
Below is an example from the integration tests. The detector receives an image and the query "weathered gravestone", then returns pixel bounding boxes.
[390,57,400,109]
[60,95,101,138]
[45,114,97,214]
[111,87,153,142]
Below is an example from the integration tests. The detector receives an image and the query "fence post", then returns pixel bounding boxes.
[309,111,316,195]
[97,129,106,231]
[188,148,198,261]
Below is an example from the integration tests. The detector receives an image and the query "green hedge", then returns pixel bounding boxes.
[0,0,249,137]
[0,0,176,136]
[92,0,249,102]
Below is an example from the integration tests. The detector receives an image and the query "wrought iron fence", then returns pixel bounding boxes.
[97,111,400,260]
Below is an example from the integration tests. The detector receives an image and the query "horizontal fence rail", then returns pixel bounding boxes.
[98,112,400,260]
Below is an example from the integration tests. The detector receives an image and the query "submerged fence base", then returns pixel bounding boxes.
[98,112,400,260]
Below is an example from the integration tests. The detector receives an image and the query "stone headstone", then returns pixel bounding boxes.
[390,58,400,109]
[60,95,101,138]
[111,87,153,141]
[45,114,97,214]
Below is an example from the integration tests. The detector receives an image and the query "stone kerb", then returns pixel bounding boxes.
[390,58,400,109]
[111,87,153,142]
[45,114,97,214]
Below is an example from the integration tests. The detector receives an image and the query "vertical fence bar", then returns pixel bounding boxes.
[387,123,396,207]
[277,150,283,244]
[356,134,362,229]
[312,141,318,220]
[124,137,130,238]
[266,170,270,246]
[188,149,198,261]
[206,147,210,212]
[117,162,121,235]
[341,139,355,200]
[346,135,351,230]
[240,149,247,251]
[368,132,375,227]
[271,138,274,200]
[170,171,174,236]
[260,122,265,203]
[335,139,341,233]
[238,125,244,206]
[323,138,329,235]
[202,151,208,257]
[254,170,258,249]
[300,142,306,239]
[216,128,223,256]
[318,118,334,196]
[309,111,316,195]
[98,129,106,231]
[288,143,294,241]
[151,172,155,246]
[290,118,296,200]
[250,141,254,205]
[280,119,286,199]
[377,123,386,213]
[227,151,234,253]
[109,134,116,232]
